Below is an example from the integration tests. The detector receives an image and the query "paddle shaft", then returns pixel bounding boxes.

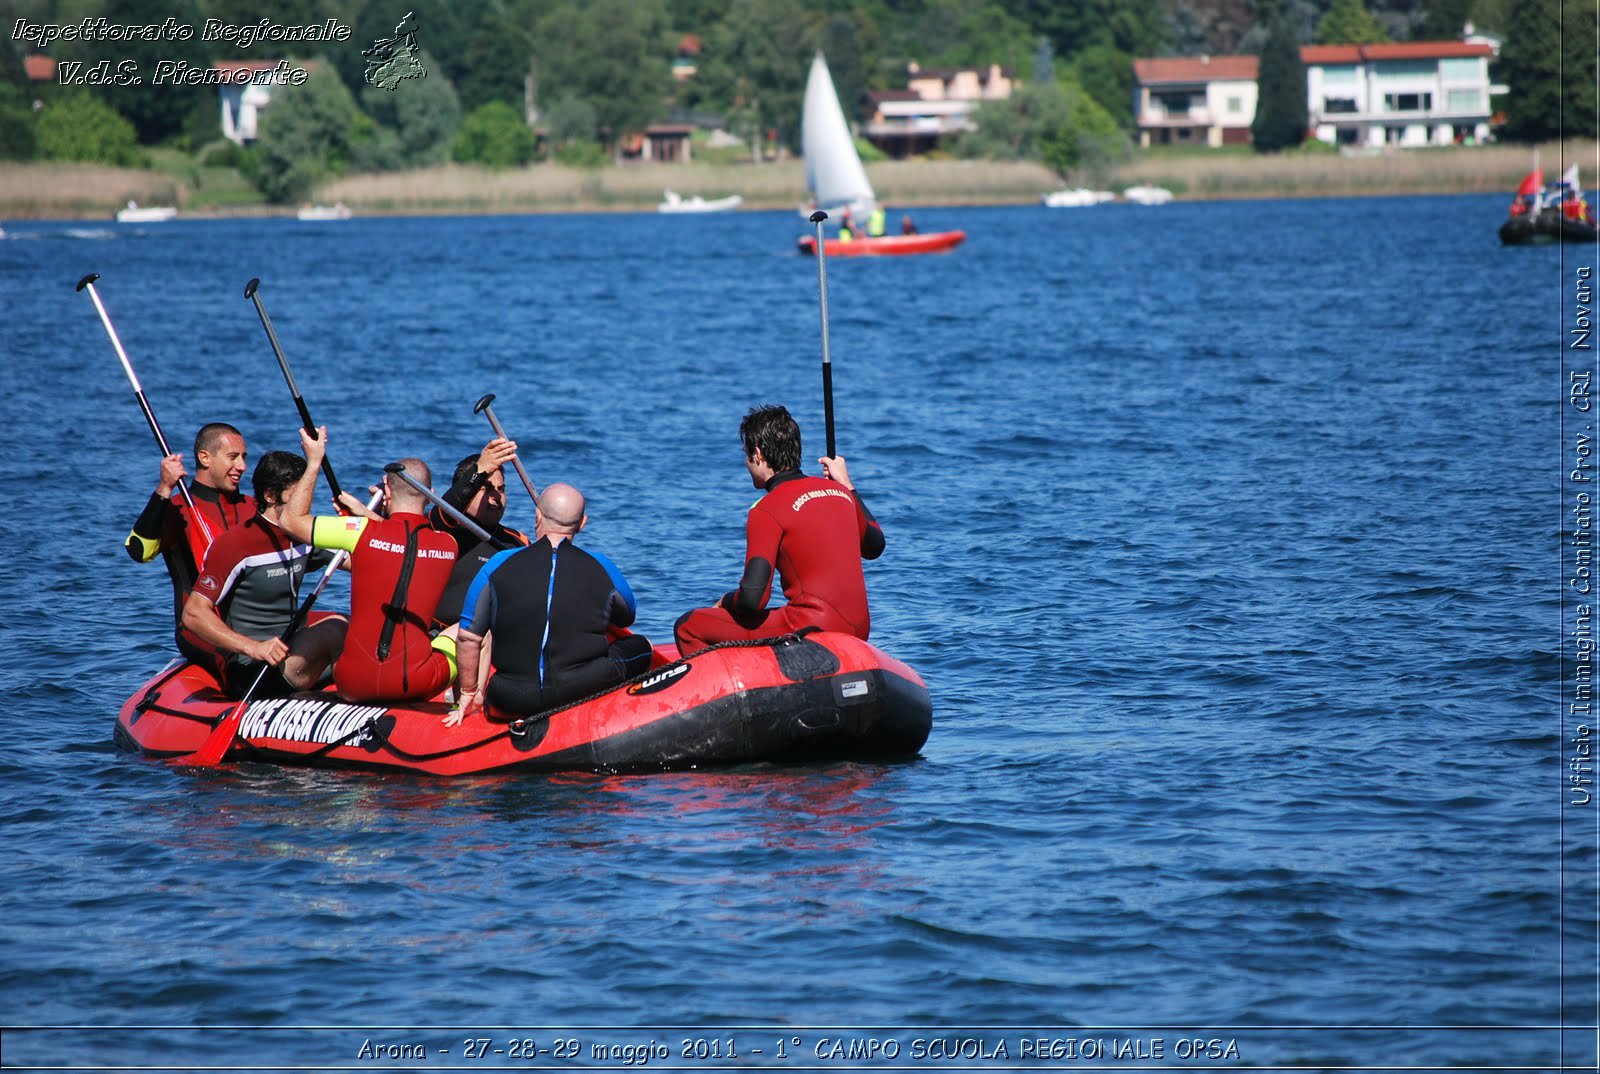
[810,211,837,457]
[76,274,214,544]
[385,463,516,550]
[245,279,345,501]
[474,394,539,505]
[185,487,384,766]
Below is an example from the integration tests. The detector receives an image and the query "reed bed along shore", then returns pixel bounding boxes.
[1,141,1593,218]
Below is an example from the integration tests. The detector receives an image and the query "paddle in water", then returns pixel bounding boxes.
[244,277,345,501]
[809,210,838,457]
[473,393,539,506]
[181,485,386,767]
[76,272,214,545]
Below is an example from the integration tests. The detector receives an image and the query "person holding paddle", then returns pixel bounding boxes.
[429,438,530,633]
[179,451,344,698]
[279,427,460,703]
[674,405,884,657]
[125,422,256,631]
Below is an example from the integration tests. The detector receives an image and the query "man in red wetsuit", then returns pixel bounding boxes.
[674,404,885,656]
[281,427,459,703]
[180,450,344,699]
[125,422,256,631]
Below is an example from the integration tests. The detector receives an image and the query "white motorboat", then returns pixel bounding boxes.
[1041,188,1115,208]
[1123,184,1174,205]
[296,203,353,221]
[657,190,742,213]
[115,201,178,223]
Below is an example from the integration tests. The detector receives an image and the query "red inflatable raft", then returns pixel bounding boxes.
[114,631,932,775]
[796,230,966,257]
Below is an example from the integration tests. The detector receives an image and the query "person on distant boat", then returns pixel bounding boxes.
[901,214,917,235]
[448,482,652,724]
[126,422,257,633]
[1563,191,1592,225]
[674,405,884,657]
[179,450,344,698]
[429,438,531,633]
[867,206,886,237]
[839,210,856,242]
[279,427,459,703]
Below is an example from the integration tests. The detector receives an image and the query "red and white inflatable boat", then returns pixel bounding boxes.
[114,631,932,775]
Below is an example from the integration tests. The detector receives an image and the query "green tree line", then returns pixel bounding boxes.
[0,0,1588,199]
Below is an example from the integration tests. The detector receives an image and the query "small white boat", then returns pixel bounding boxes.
[297,202,352,221]
[1123,184,1174,206]
[1041,188,1115,208]
[115,201,177,223]
[657,190,742,213]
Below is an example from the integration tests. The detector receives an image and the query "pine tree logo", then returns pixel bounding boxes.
[363,11,427,91]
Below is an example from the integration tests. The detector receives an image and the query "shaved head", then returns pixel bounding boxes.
[537,482,585,533]
[387,457,432,512]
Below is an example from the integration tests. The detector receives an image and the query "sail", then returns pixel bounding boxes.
[1515,169,1543,197]
[802,52,875,216]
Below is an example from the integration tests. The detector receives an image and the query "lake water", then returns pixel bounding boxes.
[0,196,1593,1071]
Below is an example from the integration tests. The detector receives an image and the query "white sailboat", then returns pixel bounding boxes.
[801,52,875,219]
[796,52,965,257]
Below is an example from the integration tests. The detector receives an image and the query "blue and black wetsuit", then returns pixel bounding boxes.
[460,536,652,717]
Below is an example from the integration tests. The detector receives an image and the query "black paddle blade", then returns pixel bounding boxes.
[384,462,405,474]
[810,210,829,223]
[75,273,100,291]
[473,393,496,414]
[244,277,260,298]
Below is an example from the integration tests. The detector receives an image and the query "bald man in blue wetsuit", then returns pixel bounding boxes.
[449,482,653,724]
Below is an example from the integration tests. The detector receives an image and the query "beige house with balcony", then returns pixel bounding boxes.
[1133,55,1259,147]
[864,62,1014,158]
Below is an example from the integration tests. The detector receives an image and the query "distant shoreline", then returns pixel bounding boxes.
[1,142,1591,219]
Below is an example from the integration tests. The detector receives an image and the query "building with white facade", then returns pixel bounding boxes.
[1130,41,1496,150]
[214,60,285,146]
[1303,42,1495,148]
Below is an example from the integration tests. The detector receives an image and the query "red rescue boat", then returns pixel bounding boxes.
[114,631,933,775]
[796,230,965,257]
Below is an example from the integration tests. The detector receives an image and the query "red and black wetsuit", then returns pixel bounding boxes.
[181,513,328,697]
[126,483,256,632]
[311,511,456,702]
[674,468,884,656]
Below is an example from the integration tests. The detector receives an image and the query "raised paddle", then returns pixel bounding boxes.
[244,277,345,502]
[473,393,539,506]
[76,272,214,545]
[181,486,386,767]
[809,210,837,457]
[385,462,518,551]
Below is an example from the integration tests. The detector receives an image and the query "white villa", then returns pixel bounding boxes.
[1131,39,1497,150]
[1303,41,1495,147]
[213,61,288,145]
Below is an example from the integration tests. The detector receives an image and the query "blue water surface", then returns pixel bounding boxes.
[0,197,1592,1071]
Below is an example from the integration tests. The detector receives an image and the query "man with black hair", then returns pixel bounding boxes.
[429,436,529,632]
[674,404,885,657]
[125,422,256,630]
[179,450,343,699]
